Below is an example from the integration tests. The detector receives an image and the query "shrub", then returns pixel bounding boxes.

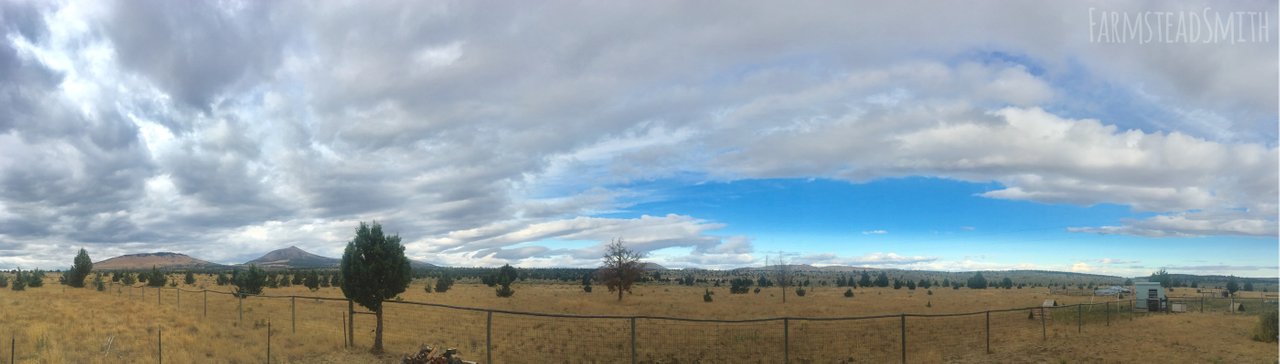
[583,285,592,293]
[305,271,321,291]
[753,287,761,294]
[729,278,752,294]
[184,272,196,285]
[927,289,933,295]
[27,269,44,287]
[495,285,515,297]
[794,287,806,297]
[703,289,713,302]
[1253,310,1278,343]
[0,274,6,288]
[926,301,932,308]
[121,273,136,285]
[435,274,454,293]
[93,274,105,291]
[215,272,229,285]
[233,265,267,297]
[494,264,517,298]
[12,270,27,291]
[146,266,166,287]
[843,288,854,298]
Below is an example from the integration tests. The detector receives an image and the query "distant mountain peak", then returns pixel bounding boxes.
[245,245,341,269]
[95,252,223,270]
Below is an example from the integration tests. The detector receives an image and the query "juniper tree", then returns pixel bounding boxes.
[28,269,44,287]
[121,272,136,285]
[859,271,872,288]
[146,266,166,287]
[216,272,229,285]
[66,248,93,288]
[966,272,987,289]
[304,271,320,291]
[94,274,106,291]
[12,270,26,291]
[184,271,196,285]
[233,265,267,297]
[581,272,592,293]
[874,272,889,287]
[494,264,517,298]
[0,274,7,288]
[340,221,412,355]
[435,274,454,293]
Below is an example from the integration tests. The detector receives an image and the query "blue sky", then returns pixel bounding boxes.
[0,1,1275,277]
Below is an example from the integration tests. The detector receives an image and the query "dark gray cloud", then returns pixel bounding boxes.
[102,0,293,114]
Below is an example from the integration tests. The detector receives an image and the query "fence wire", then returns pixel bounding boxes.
[66,283,1278,363]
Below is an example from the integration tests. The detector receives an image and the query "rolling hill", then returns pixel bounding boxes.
[243,245,439,270]
[94,252,225,270]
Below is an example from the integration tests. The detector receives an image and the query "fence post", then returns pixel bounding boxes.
[783,318,790,364]
[158,327,163,364]
[1105,301,1110,326]
[1039,307,1046,340]
[1077,304,1082,333]
[985,310,990,354]
[239,296,244,325]
[347,300,354,348]
[899,314,906,364]
[11,335,15,364]
[267,320,272,364]
[291,297,296,334]
[177,289,180,307]
[485,311,492,364]
[341,312,347,349]
[630,317,637,364]
[203,291,207,318]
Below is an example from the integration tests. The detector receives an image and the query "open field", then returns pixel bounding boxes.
[0,274,1275,363]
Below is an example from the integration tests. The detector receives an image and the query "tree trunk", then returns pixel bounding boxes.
[372,305,384,354]
[617,286,623,301]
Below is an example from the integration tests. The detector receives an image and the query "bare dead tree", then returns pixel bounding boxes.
[773,252,793,303]
[597,238,645,301]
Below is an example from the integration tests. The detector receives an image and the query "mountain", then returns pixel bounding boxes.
[94,252,225,270]
[244,246,340,269]
[641,262,667,270]
[410,260,439,270]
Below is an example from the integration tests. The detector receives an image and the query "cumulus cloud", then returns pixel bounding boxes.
[0,1,1272,270]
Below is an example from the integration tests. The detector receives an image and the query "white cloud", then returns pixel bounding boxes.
[861,230,888,235]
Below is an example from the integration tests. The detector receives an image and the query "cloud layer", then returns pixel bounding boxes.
[0,1,1273,272]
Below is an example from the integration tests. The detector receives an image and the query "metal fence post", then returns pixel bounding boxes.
[486,311,492,364]
[158,327,163,364]
[291,297,296,334]
[985,311,990,354]
[267,320,272,364]
[203,291,207,317]
[341,312,347,349]
[1105,301,1110,326]
[1040,307,1046,340]
[899,314,906,364]
[630,317,637,364]
[1077,304,1082,333]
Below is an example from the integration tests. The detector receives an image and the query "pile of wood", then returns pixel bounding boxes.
[401,345,478,364]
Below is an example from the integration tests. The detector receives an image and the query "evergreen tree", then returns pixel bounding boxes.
[859,271,873,287]
[184,271,196,285]
[93,274,106,291]
[874,272,890,287]
[121,272,136,285]
[1000,277,1014,289]
[844,288,854,297]
[146,266,166,287]
[494,264,517,297]
[892,279,902,289]
[581,273,592,293]
[12,270,26,291]
[28,269,44,287]
[907,280,917,290]
[435,274,455,293]
[0,274,7,288]
[1226,276,1240,295]
[1244,281,1254,292]
[216,272,229,285]
[966,272,987,289]
[340,221,412,354]
[67,248,93,288]
[292,273,303,286]
[233,265,267,297]
[305,271,321,291]
[942,278,950,287]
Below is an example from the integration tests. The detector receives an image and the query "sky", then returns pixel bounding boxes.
[0,1,1276,277]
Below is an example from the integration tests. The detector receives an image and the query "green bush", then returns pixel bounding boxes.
[12,270,26,291]
[794,287,806,297]
[0,274,7,288]
[1253,310,1278,343]
[843,288,854,298]
[703,289,713,302]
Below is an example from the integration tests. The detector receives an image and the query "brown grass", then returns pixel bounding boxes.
[0,274,1273,363]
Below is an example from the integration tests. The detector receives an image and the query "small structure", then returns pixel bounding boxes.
[1042,299,1058,307]
[1170,303,1187,313]
[1231,303,1245,313]
[1134,282,1165,312]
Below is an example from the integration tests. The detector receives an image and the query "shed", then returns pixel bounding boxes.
[1041,299,1057,307]
[1134,282,1165,311]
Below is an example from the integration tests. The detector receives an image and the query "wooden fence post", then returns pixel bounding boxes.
[630,317,637,364]
[985,311,990,354]
[900,314,907,364]
[267,320,272,364]
[783,318,790,364]
[347,300,354,348]
[486,311,493,364]
[1077,304,1082,333]
[291,297,296,334]
[158,327,162,364]
[1040,307,1046,340]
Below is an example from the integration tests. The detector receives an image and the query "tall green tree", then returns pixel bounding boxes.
[11,270,26,291]
[874,272,890,287]
[304,271,320,291]
[495,264,517,297]
[859,271,872,287]
[66,248,93,288]
[597,238,644,301]
[184,271,196,285]
[340,221,412,354]
[1226,275,1240,295]
[1151,268,1171,288]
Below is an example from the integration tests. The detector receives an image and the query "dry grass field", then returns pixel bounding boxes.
[0,274,1275,363]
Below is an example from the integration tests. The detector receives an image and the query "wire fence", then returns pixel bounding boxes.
[6,283,1276,363]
